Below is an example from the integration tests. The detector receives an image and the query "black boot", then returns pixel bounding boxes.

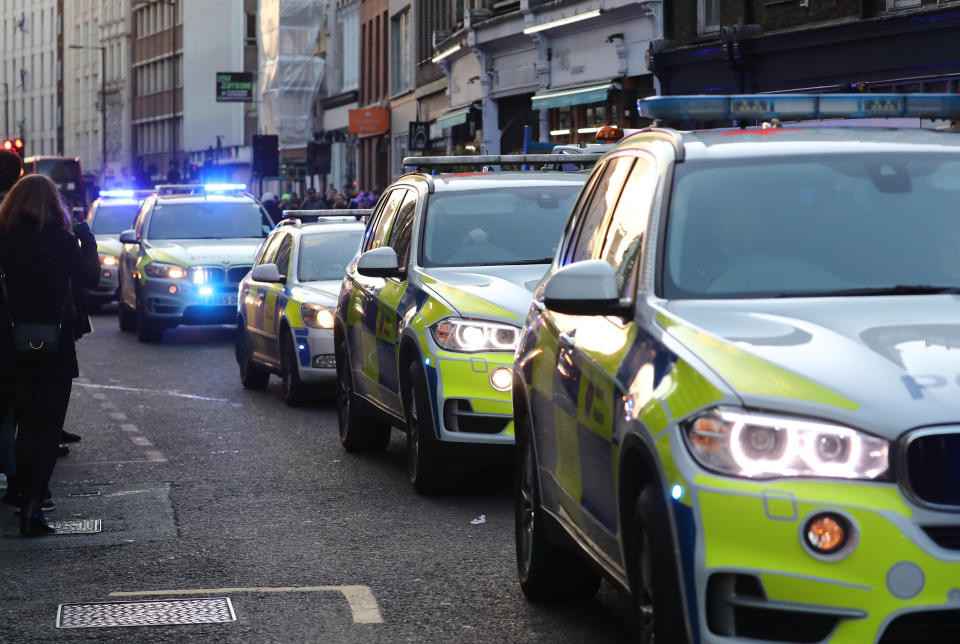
[19,495,55,537]
[1,475,20,506]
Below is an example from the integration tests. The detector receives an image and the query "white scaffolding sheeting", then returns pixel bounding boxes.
[261,0,325,149]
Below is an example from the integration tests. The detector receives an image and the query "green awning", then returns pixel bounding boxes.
[436,105,472,129]
[531,82,620,110]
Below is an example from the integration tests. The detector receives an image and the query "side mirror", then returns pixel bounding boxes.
[543,260,633,317]
[357,246,405,279]
[251,263,284,283]
[118,229,139,244]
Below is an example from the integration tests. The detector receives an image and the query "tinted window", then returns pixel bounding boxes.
[600,155,658,296]
[664,153,960,298]
[421,184,582,267]
[562,157,634,266]
[362,189,406,251]
[90,203,141,234]
[388,191,417,267]
[298,230,363,282]
[256,233,284,267]
[147,202,270,240]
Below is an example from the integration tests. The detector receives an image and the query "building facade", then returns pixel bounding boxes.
[0,1,62,157]
[318,0,360,194]
[357,0,390,191]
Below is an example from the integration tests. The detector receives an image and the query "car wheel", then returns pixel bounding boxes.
[135,291,164,343]
[631,487,687,644]
[236,321,269,390]
[281,331,310,406]
[404,360,447,494]
[336,342,391,452]
[515,418,600,600]
[118,280,137,332]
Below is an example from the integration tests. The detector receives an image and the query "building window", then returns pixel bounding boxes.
[390,9,412,94]
[698,0,719,34]
[887,0,921,8]
[245,12,257,46]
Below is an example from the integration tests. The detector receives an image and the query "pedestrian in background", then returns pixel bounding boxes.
[0,175,99,536]
[260,192,282,226]
[0,148,23,507]
[302,187,328,210]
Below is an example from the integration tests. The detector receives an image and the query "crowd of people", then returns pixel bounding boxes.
[258,185,380,225]
[0,150,99,537]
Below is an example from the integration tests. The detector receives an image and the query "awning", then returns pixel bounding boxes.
[436,105,472,129]
[531,81,620,110]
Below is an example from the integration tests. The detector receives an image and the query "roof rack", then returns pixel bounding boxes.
[278,209,372,228]
[401,153,602,171]
[99,188,156,200]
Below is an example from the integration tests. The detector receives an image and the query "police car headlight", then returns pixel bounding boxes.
[144,262,187,280]
[681,407,889,480]
[431,318,520,352]
[302,303,335,329]
[99,254,118,267]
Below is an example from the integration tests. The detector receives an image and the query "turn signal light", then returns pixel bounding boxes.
[804,513,848,554]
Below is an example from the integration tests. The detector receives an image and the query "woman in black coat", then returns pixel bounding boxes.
[0,174,99,536]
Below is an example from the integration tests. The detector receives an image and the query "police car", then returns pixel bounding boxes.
[84,189,153,312]
[117,184,273,342]
[334,154,598,492]
[236,210,366,405]
[512,94,960,642]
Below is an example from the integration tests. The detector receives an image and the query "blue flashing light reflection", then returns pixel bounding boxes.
[204,183,246,192]
[298,344,306,351]
[671,484,683,500]
[199,286,214,296]
[101,189,135,198]
[424,358,431,366]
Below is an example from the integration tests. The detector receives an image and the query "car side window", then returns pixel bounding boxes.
[561,157,634,266]
[388,190,417,268]
[255,232,283,266]
[274,233,293,278]
[363,189,406,252]
[599,154,658,297]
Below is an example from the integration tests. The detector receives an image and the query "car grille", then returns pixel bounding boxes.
[904,430,960,507]
[191,266,226,284]
[879,610,960,643]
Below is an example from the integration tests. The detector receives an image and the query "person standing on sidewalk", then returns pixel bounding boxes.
[0,175,99,536]
[0,148,22,507]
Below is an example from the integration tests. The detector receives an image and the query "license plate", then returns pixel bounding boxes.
[206,294,238,306]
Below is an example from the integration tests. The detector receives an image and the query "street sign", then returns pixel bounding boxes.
[348,108,390,135]
[216,72,254,103]
[409,121,429,151]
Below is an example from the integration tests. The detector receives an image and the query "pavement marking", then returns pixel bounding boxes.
[120,424,139,433]
[76,382,229,402]
[107,586,384,624]
[130,436,154,447]
[144,451,167,463]
[110,412,128,421]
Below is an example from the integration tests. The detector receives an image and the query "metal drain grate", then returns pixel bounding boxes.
[56,597,236,628]
[49,519,102,535]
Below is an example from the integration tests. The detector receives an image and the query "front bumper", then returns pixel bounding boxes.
[428,348,515,446]
[664,429,960,643]
[87,265,119,302]
[140,277,239,326]
[292,327,337,384]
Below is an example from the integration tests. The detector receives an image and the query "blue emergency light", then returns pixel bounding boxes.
[637,93,960,121]
[203,183,246,192]
[100,189,135,198]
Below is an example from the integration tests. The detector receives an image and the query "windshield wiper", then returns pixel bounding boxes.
[776,285,960,298]
[505,258,554,265]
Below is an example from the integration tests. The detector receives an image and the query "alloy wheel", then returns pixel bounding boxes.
[518,439,537,576]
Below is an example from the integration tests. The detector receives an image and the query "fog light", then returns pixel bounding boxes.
[489,366,512,392]
[804,513,848,554]
[168,285,178,295]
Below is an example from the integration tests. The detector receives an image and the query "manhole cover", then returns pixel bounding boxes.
[56,597,236,628]
[68,490,101,498]
[49,519,102,535]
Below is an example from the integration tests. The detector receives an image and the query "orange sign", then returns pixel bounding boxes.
[349,108,390,135]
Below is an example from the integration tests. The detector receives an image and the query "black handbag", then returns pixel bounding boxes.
[0,262,66,355]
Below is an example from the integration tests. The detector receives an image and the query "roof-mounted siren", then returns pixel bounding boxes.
[637,94,960,123]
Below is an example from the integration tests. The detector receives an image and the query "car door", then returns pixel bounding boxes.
[347,187,407,404]
[120,200,150,308]
[261,232,293,365]
[530,155,634,523]
[245,231,284,361]
[566,153,659,559]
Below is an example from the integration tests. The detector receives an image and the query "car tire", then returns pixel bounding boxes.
[281,331,310,406]
[631,487,687,644]
[236,321,270,390]
[135,291,164,343]
[118,281,137,333]
[404,360,447,494]
[515,417,601,601]
[336,342,391,452]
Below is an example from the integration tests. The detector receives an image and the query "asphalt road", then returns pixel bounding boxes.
[0,308,631,643]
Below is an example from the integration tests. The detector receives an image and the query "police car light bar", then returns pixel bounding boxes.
[154,184,204,194]
[402,153,602,169]
[100,189,135,198]
[204,183,246,192]
[637,93,960,122]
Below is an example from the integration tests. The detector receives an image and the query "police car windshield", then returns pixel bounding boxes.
[298,230,362,282]
[147,202,270,240]
[422,185,580,267]
[664,153,960,299]
[91,203,140,234]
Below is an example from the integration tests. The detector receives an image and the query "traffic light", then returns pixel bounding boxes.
[3,138,24,158]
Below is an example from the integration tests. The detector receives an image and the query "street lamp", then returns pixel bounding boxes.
[68,43,107,172]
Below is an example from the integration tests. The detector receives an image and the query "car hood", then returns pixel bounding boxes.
[661,295,960,439]
[97,235,122,257]
[419,264,549,324]
[144,238,263,267]
[289,280,342,307]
